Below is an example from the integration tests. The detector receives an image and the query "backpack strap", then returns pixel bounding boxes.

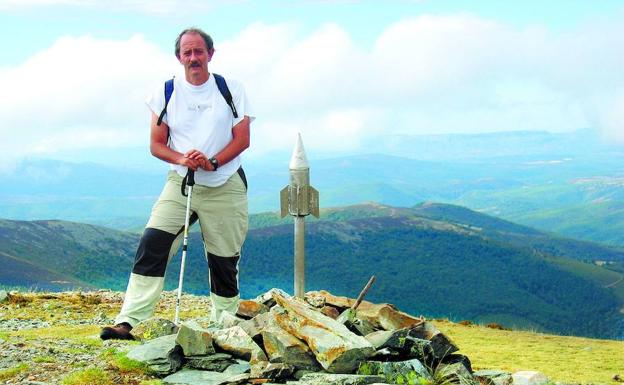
[157,78,175,126]
[213,73,239,118]
[157,74,238,127]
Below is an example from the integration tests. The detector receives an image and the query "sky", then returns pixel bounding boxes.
[1,0,624,172]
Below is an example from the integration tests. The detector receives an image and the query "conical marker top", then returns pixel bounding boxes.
[280,133,320,219]
[289,133,309,170]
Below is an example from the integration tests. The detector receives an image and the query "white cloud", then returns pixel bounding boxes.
[224,15,624,154]
[2,14,624,171]
[0,34,175,169]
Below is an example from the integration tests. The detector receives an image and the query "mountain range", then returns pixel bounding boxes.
[1,129,623,248]
[1,202,623,340]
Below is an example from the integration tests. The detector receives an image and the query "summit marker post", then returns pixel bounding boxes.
[280,133,320,298]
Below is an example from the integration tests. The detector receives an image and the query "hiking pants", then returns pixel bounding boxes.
[115,170,248,327]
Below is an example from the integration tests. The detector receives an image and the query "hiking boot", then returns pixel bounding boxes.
[100,322,134,340]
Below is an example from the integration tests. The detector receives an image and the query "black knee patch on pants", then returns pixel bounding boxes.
[132,228,177,277]
[207,252,239,297]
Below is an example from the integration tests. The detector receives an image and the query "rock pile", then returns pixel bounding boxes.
[126,288,513,385]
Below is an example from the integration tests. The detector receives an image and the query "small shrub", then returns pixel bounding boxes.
[458,320,474,326]
[61,368,113,385]
[83,295,102,305]
[8,293,32,305]
[40,294,60,300]
[66,293,102,306]
[485,323,508,330]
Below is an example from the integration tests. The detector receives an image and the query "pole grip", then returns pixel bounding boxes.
[187,169,195,186]
[181,169,195,196]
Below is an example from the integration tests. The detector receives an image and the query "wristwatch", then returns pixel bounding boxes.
[208,157,219,171]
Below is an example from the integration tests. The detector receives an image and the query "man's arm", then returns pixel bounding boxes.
[149,112,200,170]
[186,116,251,171]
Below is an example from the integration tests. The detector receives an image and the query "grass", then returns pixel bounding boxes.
[2,291,622,385]
[436,319,624,385]
[33,354,57,363]
[0,363,29,381]
[101,348,153,375]
[9,324,101,340]
[61,368,113,385]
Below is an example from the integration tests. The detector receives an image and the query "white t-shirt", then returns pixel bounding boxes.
[146,75,254,187]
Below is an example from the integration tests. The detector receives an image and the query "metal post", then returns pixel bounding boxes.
[280,134,320,298]
[294,216,306,298]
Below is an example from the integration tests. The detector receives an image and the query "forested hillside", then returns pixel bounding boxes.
[1,203,623,339]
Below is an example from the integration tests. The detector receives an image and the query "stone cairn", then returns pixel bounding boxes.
[125,288,516,385]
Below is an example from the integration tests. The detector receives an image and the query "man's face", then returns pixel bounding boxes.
[178,32,214,82]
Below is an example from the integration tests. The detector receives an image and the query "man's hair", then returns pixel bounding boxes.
[175,27,214,58]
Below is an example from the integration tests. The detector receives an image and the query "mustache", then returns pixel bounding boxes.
[190,61,202,68]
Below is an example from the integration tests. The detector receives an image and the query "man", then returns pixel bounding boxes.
[101,27,253,340]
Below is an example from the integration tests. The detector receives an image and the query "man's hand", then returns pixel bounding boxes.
[178,155,201,171]
[184,149,213,171]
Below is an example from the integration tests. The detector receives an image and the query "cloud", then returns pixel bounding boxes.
[0,34,178,170]
[219,16,624,156]
[2,14,624,171]
[0,0,231,15]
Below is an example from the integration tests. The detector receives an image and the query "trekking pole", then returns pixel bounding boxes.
[175,168,195,325]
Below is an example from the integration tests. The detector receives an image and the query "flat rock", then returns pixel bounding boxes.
[474,370,513,385]
[358,359,433,384]
[223,359,251,375]
[126,334,183,375]
[273,292,375,373]
[366,328,419,351]
[344,317,377,337]
[438,362,479,385]
[163,369,250,385]
[443,354,473,373]
[212,325,268,363]
[365,330,435,364]
[185,353,237,372]
[220,311,245,329]
[254,288,291,308]
[237,300,269,319]
[512,371,549,385]
[256,362,296,381]
[307,290,423,330]
[133,317,178,341]
[321,306,340,319]
[290,373,386,385]
[261,317,321,371]
[304,291,327,308]
[176,320,215,356]
[407,321,458,359]
[239,311,273,340]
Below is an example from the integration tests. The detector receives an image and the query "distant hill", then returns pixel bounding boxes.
[251,202,624,264]
[1,203,623,339]
[0,219,137,290]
